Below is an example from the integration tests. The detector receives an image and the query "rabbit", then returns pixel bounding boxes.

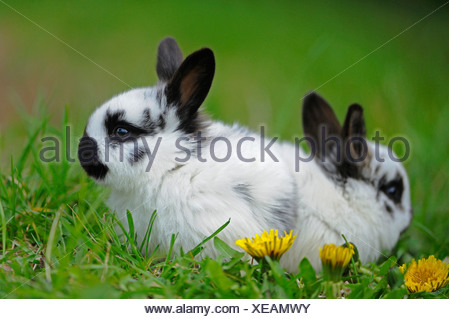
[78,37,412,272]
[281,93,413,271]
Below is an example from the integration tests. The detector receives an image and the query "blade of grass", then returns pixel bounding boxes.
[0,168,9,200]
[9,157,16,217]
[45,210,61,283]
[188,219,230,257]
[111,213,141,258]
[60,107,71,182]
[0,199,6,255]
[165,233,177,265]
[159,233,178,278]
[126,210,135,242]
[101,241,111,282]
[16,117,48,175]
[140,210,157,256]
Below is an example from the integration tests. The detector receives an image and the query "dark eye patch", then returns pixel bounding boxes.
[110,121,150,138]
[105,110,125,135]
[105,110,152,139]
[380,178,404,204]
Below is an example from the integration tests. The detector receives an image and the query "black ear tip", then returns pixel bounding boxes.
[188,48,215,70]
[302,91,327,110]
[198,48,215,62]
[303,91,318,103]
[347,103,364,115]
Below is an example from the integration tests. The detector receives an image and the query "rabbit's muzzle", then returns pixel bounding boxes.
[78,134,109,180]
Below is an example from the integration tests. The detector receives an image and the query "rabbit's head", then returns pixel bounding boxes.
[302,92,412,256]
[78,38,215,189]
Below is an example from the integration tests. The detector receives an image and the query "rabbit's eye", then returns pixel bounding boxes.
[380,180,403,204]
[115,127,129,137]
[109,122,148,139]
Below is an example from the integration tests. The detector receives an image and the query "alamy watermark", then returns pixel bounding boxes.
[40,126,410,172]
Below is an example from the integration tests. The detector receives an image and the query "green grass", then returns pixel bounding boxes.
[0,0,448,298]
[0,121,448,298]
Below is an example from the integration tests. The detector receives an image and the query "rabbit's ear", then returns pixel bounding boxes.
[302,92,342,162]
[342,104,367,160]
[302,93,370,180]
[156,37,184,81]
[165,48,215,130]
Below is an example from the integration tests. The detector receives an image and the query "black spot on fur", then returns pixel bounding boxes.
[143,109,151,123]
[129,147,146,164]
[374,164,381,176]
[170,164,185,172]
[267,181,299,232]
[233,182,298,232]
[105,110,125,136]
[380,176,404,205]
[268,197,298,233]
[156,88,163,106]
[176,112,210,135]
[142,109,157,135]
[337,161,361,180]
[385,203,393,215]
[78,132,109,180]
[233,184,253,203]
[142,109,166,134]
[158,114,166,130]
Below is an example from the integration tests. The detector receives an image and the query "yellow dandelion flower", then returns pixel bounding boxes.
[235,229,297,261]
[399,255,449,293]
[319,243,355,282]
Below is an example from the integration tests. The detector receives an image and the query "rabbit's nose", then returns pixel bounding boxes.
[78,135,109,179]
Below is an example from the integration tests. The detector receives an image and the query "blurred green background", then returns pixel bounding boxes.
[0,0,448,257]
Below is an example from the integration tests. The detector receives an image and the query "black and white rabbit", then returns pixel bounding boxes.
[78,37,412,271]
